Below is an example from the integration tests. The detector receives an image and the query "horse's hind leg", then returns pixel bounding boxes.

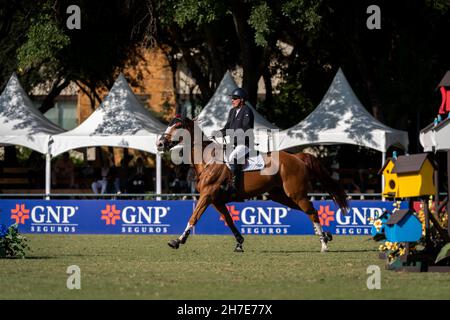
[270,188,331,252]
[213,203,245,252]
[296,199,332,252]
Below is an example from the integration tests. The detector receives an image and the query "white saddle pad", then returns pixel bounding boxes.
[225,154,265,172]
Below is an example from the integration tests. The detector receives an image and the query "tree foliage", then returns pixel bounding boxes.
[0,0,449,154]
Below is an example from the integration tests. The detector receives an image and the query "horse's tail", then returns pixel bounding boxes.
[295,153,349,213]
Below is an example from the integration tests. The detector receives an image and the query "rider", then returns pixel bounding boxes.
[212,87,254,195]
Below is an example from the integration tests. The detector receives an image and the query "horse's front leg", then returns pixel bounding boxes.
[168,194,212,249]
[213,203,245,252]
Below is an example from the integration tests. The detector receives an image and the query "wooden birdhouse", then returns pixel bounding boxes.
[438,71,450,115]
[385,209,422,242]
[371,210,391,241]
[390,154,436,198]
[380,158,398,197]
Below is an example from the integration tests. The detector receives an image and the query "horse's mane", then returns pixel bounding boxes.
[184,117,230,184]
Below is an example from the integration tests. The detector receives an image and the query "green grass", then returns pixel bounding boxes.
[1,234,450,299]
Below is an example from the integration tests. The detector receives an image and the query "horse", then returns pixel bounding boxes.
[156,115,348,252]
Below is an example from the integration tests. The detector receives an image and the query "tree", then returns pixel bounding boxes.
[0,0,157,113]
[154,0,323,108]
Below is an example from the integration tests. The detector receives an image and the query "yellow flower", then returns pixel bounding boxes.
[385,242,393,250]
[399,247,406,256]
[373,219,382,232]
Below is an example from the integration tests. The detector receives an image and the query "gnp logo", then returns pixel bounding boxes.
[11,203,78,233]
[222,205,291,235]
[318,205,335,227]
[100,204,170,234]
[333,204,384,235]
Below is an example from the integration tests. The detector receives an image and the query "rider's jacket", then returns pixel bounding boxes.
[219,104,255,148]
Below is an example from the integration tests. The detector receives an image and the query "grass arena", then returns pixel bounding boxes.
[1,234,450,300]
[2,1,450,303]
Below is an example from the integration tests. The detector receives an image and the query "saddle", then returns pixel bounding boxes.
[224,154,265,172]
[208,137,267,172]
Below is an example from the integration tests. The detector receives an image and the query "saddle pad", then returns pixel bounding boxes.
[225,154,265,172]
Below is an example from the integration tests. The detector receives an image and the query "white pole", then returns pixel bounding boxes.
[45,153,51,200]
[381,151,386,201]
[156,152,162,201]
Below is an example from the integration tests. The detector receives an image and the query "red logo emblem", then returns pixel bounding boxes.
[220,205,240,226]
[101,205,121,225]
[318,205,335,226]
[11,204,30,224]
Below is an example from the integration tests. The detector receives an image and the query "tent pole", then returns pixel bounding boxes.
[45,153,51,200]
[381,151,386,201]
[156,152,162,201]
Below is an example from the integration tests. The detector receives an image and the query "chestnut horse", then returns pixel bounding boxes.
[157,116,348,252]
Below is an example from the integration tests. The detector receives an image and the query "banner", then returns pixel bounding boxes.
[0,200,406,236]
[0,200,194,235]
[195,200,407,236]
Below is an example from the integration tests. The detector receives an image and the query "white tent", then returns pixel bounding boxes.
[0,73,65,154]
[196,71,279,152]
[50,74,166,196]
[275,68,409,194]
[420,117,450,152]
[275,68,409,153]
[0,73,66,197]
[420,117,450,221]
[420,122,436,152]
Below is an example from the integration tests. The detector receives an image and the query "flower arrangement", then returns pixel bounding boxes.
[0,223,30,258]
[371,198,448,263]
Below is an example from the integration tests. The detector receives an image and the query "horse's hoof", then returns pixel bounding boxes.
[234,243,244,253]
[168,239,180,249]
[324,231,333,242]
[180,230,190,244]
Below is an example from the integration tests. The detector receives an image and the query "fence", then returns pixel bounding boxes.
[0,192,387,200]
[0,199,408,236]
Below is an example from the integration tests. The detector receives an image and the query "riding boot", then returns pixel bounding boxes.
[229,163,242,197]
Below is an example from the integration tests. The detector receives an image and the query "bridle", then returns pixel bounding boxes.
[159,118,186,150]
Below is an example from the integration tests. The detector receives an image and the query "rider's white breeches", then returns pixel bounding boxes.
[228,145,249,164]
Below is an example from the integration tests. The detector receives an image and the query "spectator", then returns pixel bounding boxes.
[27,151,45,188]
[118,157,130,193]
[169,166,185,193]
[53,153,75,188]
[330,158,340,181]
[91,159,120,194]
[186,166,197,196]
[105,165,120,194]
[128,157,148,197]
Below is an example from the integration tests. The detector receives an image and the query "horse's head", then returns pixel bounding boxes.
[157,115,192,152]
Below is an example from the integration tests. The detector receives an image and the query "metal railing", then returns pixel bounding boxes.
[0,192,380,200]
[0,192,447,200]
[0,192,201,199]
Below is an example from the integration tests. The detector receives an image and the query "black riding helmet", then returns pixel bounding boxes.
[231,87,247,100]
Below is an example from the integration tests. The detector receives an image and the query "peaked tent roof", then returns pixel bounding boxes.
[275,68,409,152]
[420,117,450,152]
[438,71,450,87]
[196,71,278,137]
[50,74,166,156]
[0,73,65,154]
